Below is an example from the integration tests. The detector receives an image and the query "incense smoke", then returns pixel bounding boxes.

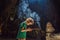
[17,0,41,28]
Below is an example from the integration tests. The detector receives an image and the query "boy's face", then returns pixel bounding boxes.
[26,18,34,25]
[26,22,33,25]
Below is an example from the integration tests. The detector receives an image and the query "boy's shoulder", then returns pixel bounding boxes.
[20,21,26,25]
[21,21,26,24]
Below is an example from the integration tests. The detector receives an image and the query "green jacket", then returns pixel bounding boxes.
[16,21,27,39]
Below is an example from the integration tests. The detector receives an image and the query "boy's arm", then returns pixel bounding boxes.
[20,23,32,32]
[21,27,32,32]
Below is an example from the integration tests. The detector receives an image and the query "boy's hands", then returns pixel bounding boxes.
[21,27,32,32]
[26,28,32,32]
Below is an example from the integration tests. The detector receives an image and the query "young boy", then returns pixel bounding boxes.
[16,18,34,40]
